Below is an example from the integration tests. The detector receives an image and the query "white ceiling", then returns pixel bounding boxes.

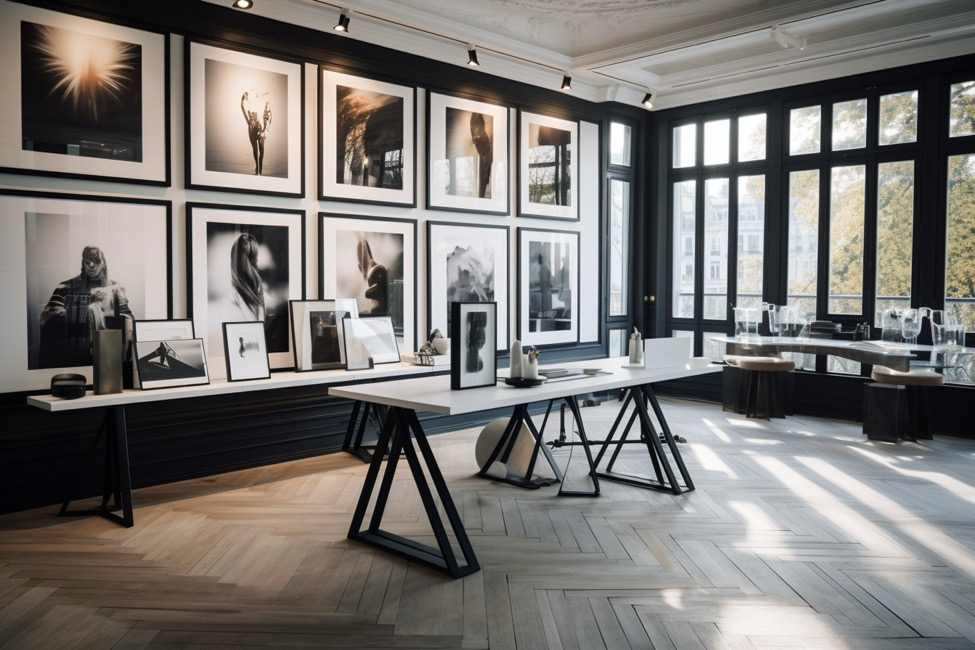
[211,0,975,110]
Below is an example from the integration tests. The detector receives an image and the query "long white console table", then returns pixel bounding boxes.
[26,363,445,527]
[329,357,720,578]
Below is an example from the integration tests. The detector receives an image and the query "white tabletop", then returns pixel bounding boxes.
[713,336,921,370]
[329,357,720,416]
[26,362,445,412]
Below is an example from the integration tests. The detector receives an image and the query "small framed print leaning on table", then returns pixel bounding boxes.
[450,301,497,390]
[222,321,270,381]
[0,0,170,185]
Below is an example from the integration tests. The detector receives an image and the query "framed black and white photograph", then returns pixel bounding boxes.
[517,228,579,346]
[186,40,304,197]
[427,221,509,351]
[135,338,209,390]
[222,321,270,381]
[319,213,416,354]
[343,316,401,366]
[288,299,352,372]
[427,91,509,214]
[187,203,304,376]
[319,68,415,206]
[0,191,171,393]
[450,302,497,390]
[518,110,578,220]
[0,1,169,185]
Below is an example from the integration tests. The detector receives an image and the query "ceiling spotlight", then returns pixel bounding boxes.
[467,45,480,67]
[561,73,572,91]
[642,92,654,109]
[232,0,252,8]
[334,9,351,32]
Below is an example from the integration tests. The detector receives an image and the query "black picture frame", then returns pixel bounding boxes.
[0,0,170,186]
[427,90,509,214]
[319,67,416,207]
[288,299,351,372]
[2,190,172,393]
[185,39,305,197]
[187,203,305,375]
[517,227,580,346]
[319,213,417,355]
[450,301,497,390]
[134,338,209,390]
[427,221,509,351]
[222,321,271,381]
[518,110,579,220]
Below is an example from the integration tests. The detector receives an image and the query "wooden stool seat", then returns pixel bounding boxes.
[870,366,944,387]
[736,357,796,373]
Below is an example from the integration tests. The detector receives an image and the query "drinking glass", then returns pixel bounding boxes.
[900,308,922,346]
[881,308,902,343]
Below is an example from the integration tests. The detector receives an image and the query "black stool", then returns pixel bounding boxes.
[863,366,943,442]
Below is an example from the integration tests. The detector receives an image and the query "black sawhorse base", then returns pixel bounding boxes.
[348,406,480,578]
[476,397,600,497]
[591,384,694,494]
[59,405,134,528]
[343,400,388,463]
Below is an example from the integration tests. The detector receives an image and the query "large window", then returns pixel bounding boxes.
[828,165,865,315]
[875,160,914,322]
[787,169,819,320]
[946,153,975,329]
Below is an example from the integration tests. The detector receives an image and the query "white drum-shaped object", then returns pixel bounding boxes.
[475,417,536,479]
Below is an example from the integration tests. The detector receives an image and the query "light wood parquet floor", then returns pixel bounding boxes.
[3,395,975,649]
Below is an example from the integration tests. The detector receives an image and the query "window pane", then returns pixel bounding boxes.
[738,113,766,161]
[609,179,630,316]
[736,175,765,310]
[946,154,975,330]
[704,119,730,165]
[879,91,918,145]
[610,122,632,166]
[790,105,821,155]
[703,331,727,362]
[609,328,626,357]
[875,161,914,326]
[949,81,975,138]
[828,165,865,314]
[832,99,867,150]
[673,180,696,318]
[673,123,696,168]
[704,178,729,319]
[787,169,819,319]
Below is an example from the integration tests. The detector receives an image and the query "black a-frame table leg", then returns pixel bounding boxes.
[342,400,388,463]
[58,405,134,527]
[348,406,479,578]
[476,403,563,489]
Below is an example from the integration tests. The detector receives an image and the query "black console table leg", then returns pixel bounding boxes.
[59,405,134,528]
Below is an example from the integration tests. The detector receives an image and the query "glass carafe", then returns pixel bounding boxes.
[734,307,760,340]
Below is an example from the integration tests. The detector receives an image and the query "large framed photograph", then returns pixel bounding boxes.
[518,111,578,220]
[288,299,352,372]
[134,338,209,390]
[427,91,509,214]
[319,68,415,206]
[187,203,304,376]
[517,228,579,346]
[186,40,304,197]
[427,221,509,351]
[450,302,497,390]
[222,321,270,381]
[319,213,416,355]
[344,316,401,367]
[0,1,169,185]
[1,191,171,393]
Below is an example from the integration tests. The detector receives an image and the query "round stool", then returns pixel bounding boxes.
[731,356,795,420]
[864,367,943,442]
[475,417,536,479]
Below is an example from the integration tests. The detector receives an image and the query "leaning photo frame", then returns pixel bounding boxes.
[344,316,401,366]
[222,321,270,381]
[319,67,416,206]
[0,1,170,185]
[427,221,509,351]
[450,301,497,390]
[517,228,580,346]
[134,338,210,390]
[289,300,352,371]
[2,190,172,393]
[518,110,579,220]
[185,39,304,197]
[427,91,509,214]
[132,319,194,388]
[319,213,417,355]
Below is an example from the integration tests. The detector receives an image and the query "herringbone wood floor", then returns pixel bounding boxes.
[3,396,975,649]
